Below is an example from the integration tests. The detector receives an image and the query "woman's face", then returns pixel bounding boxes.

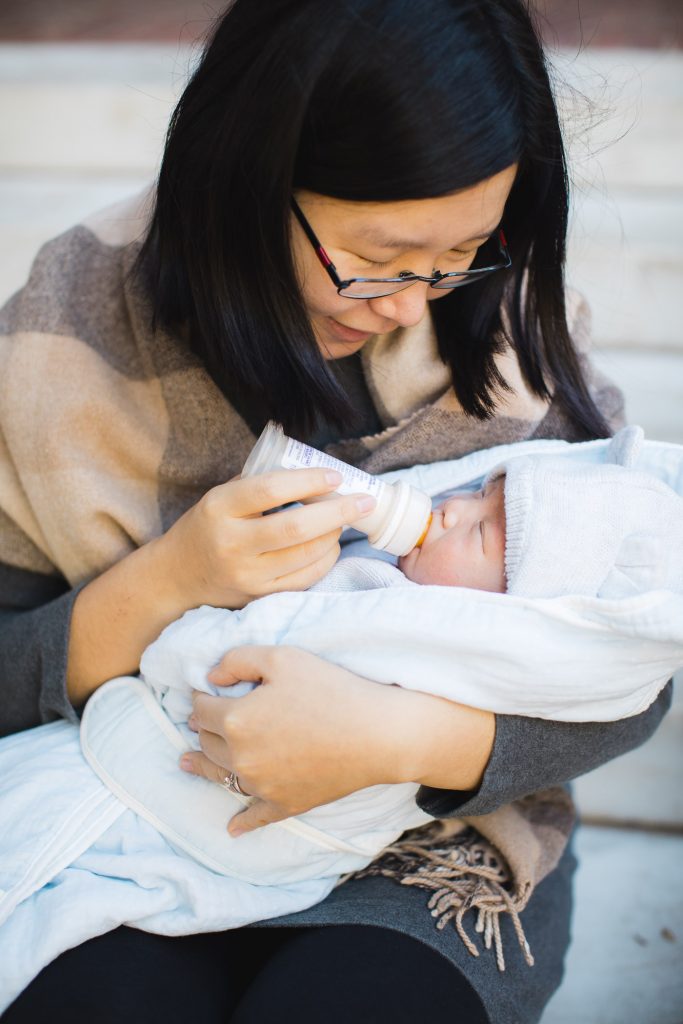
[292,164,517,360]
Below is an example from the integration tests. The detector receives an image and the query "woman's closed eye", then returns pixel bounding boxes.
[361,257,393,269]
[358,248,476,271]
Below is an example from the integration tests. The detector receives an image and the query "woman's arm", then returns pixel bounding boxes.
[0,471,375,735]
[0,562,81,737]
[183,645,495,835]
[416,682,673,818]
[184,643,672,835]
[66,472,373,705]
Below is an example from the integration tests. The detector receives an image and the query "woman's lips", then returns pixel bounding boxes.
[327,317,374,343]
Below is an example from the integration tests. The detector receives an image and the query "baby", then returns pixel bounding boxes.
[1,427,682,1010]
[398,474,506,592]
[366,431,683,603]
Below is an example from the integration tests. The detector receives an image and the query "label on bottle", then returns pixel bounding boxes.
[281,438,382,497]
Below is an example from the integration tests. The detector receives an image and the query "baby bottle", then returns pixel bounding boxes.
[242,422,432,557]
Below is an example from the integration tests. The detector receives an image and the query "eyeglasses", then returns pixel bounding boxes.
[291,197,511,300]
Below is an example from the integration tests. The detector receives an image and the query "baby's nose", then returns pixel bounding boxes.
[441,493,476,529]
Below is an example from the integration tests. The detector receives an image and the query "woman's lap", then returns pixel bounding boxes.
[3,834,578,1024]
[3,923,488,1024]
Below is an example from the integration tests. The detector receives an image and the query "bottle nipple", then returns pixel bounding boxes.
[414,514,432,548]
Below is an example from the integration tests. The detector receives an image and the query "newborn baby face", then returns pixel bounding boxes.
[398,476,506,592]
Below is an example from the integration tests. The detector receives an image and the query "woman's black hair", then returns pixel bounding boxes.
[138,0,610,440]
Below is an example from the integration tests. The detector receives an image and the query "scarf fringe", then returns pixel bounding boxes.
[349,824,534,972]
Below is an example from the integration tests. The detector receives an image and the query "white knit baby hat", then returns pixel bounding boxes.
[496,426,683,599]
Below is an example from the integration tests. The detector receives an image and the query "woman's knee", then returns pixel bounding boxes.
[2,927,241,1024]
[231,924,489,1023]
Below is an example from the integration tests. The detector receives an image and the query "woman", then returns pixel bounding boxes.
[0,0,671,1021]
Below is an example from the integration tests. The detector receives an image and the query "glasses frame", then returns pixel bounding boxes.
[291,197,511,299]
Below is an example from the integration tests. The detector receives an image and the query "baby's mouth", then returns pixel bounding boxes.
[420,506,444,544]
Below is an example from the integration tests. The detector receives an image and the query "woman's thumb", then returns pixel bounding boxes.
[227,800,282,838]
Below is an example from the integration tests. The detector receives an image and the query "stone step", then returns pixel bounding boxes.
[2,46,682,184]
[552,47,683,193]
[2,177,681,354]
[1,44,681,353]
[2,44,681,186]
[0,174,150,305]
[567,190,683,352]
[0,44,187,173]
[574,672,682,830]
[541,825,683,1024]
[592,348,683,445]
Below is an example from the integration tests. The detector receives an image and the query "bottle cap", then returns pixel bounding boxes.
[414,514,433,548]
[370,481,433,556]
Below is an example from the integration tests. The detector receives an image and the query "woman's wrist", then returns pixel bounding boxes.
[67,534,195,706]
[388,685,496,792]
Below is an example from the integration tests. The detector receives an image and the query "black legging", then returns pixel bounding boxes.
[3,923,489,1023]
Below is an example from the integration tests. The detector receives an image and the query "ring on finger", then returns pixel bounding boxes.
[221,771,246,796]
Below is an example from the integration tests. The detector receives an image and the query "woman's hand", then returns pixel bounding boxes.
[160,468,376,610]
[67,469,374,705]
[179,645,496,837]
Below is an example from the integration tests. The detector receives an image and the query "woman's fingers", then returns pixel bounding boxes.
[159,466,377,610]
[253,531,339,586]
[268,540,342,592]
[180,749,251,798]
[181,748,230,782]
[203,644,286,689]
[194,725,234,771]
[192,688,245,734]
[214,468,343,518]
[182,647,418,837]
[248,490,376,554]
[227,800,286,837]
[179,747,286,838]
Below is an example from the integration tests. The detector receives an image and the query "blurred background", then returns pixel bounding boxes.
[0,3,681,1021]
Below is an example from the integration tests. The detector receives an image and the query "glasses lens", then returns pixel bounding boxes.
[339,279,415,299]
[430,273,475,290]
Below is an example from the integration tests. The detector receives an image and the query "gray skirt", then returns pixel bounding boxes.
[254,830,577,1024]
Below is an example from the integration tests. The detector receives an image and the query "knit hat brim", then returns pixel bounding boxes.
[492,427,683,600]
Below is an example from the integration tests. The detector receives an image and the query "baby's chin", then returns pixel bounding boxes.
[397,549,417,580]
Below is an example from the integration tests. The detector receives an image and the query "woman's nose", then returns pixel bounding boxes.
[368,282,430,328]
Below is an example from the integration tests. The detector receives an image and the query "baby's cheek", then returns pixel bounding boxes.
[407,552,461,587]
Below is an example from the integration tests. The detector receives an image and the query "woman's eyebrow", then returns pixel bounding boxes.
[354,223,501,251]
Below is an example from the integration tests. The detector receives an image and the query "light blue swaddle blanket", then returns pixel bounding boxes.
[1,429,682,1009]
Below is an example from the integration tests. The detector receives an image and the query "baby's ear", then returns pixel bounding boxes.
[604,425,644,468]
